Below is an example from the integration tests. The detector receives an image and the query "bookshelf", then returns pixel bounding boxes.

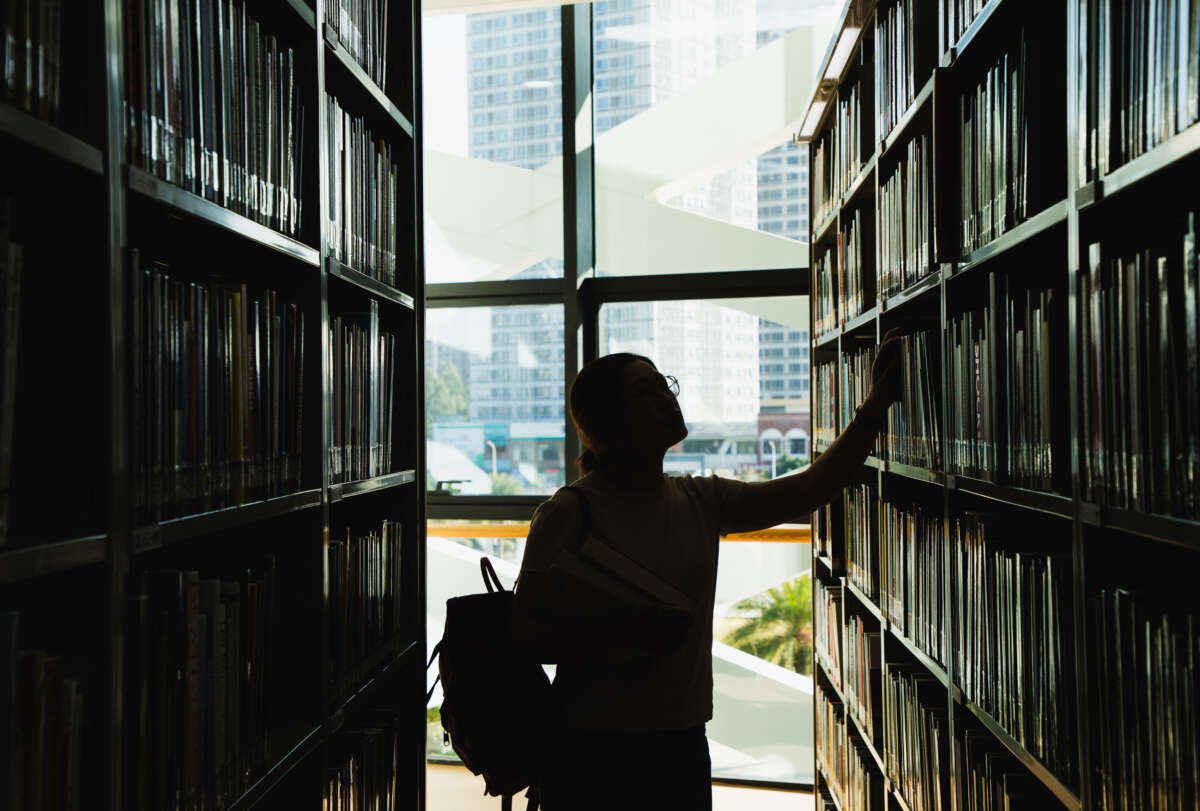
[0,1,426,810]
[803,0,1200,808]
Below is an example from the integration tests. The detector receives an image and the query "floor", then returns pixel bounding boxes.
[426,763,815,811]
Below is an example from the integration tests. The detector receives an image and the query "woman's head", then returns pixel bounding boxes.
[569,353,688,474]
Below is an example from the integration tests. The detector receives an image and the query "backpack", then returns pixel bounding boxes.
[427,555,559,811]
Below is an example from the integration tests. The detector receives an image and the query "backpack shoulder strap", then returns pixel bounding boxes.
[560,485,591,552]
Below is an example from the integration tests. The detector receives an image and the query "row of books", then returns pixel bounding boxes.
[814,359,837,452]
[954,727,1049,810]
[883,330,942,469]
[943,0,987,50]
[329,301,397,484]
[124,0,307,237]
[1081,228,1200,518]
[1002,284,1057,490]
[845,613,881,740]
[877,0,920,138]
[879,132,935,298]
[0,203,20,547]
[958,30,1039,256]
[836,79,866,195]
[846,737,883,811]
[1078,0,1200,179]
[814,245,838,336]
[1093,589,1199,811]
[1,612,85,811]
[816,687,848,803]
[839,207,868,324]
[946,304,994,479]
[129,256,308,523]
[324,0,393,94]
[325,722,403,811]
[0,0,63,124]
[845,483,876,599]
[127,561,276,811]
[881,501,947,665]
[814,501,838,564]
[951,514,1076,784]
[885,667,948,811]
[815,578,844,688]
[839,345,875,445]
[327,95,405,287]
[328,520,404,700]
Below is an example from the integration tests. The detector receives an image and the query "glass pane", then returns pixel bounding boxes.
[713,539,813,783]
[426,305,566,495]
[592,0,839,277]
[422,9,566,282]
[600,296,811,480]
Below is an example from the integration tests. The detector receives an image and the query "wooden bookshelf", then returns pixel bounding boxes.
[0,1,427,810]
[803,0,1200,806]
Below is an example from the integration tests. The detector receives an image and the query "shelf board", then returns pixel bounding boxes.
[847,710,886,780]
[947,474,1073,518]
[226,723,324,811]
[323,24,415,138]
[125,166,320,266]
[0,535,108,585]
[842,306,878,334]
[864,455,884,470]
[0,102,104,174]
[880,74,935,159]
[329,469,417,502]
[817,654,846,704]
[882,460,946,485]
[1079,503,1200,551]
[880,269,941,313]
[813,207,840,245]
[1093,122,1200,204]
[955,695,1082,810]
[327,258,414,308]
[816,553,843,574]
[950,0,1006,66]
[953,199,1069,276]
[816,760,845,811]
[283,0,316,28]
[844,578,883,622]
[891,783,915,811]
[814,327,841,349]
[887,627,949,687]
[328,639,420,732]
[148,489,322,551]
[842,158,876,208]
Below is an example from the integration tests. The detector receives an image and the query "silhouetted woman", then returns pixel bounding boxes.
[512,328,903,810]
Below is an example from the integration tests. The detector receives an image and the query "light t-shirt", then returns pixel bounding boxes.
[516,471,748,731]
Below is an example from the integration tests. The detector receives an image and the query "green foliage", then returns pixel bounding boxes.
[425,362,469,436]
[775,453,809,475]
[722,574,814,675]
[489,472,523,495]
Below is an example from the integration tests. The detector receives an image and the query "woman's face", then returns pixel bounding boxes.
[614,360,688,455]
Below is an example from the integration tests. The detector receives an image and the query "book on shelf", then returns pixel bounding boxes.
[813,123,842,227]
[130,253,308,524]
[845,613,881,740]
[839,207,867,324]
[881,500,946,665]
[1093,588,1199,811]
[944,0,989,51]
[817,686,848,803]
[947,302,995,480]
[133,560,276,811]
[837,78,865,195]
[123,0,307,237]
[814,501,841,567]
[884,666,948,811]
[326,94,402,288]
[884,330,941,469]
[816,578,845,687]
[845,483,877,599]
[324,0,391,94]
[953,729,1047,811]
[2,611,86,811]
[326,721,403,811]
[329,299,397,485]
[814,358,838,452]
[0,0,64,125]
[328,519,403,699]
[815,244,839,336]
[1077,0,1200,180]
[0,199,20,547]
[877,0,921,138]
[846,737,884,811]
[958,27,1048,256]
[951,513,1075,784]
[879,131,934,298]
[839,344,875,444]
[1082,226,1200,518]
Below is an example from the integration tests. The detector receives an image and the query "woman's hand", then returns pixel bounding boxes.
[866,327,904,414]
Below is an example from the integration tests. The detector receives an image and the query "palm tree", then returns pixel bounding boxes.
[722,574,814,675]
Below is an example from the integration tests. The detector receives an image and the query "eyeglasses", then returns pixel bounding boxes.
[664,375,680,397]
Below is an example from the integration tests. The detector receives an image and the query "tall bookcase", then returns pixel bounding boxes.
[802,0,1200,808]
[0,1,427,810]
